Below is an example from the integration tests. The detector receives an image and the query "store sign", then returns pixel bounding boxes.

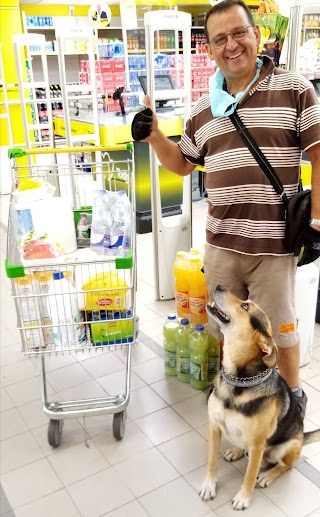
[88,2,112,28]
[120,0,138,30]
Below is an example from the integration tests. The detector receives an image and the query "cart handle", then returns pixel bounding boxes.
[9,143,134,158]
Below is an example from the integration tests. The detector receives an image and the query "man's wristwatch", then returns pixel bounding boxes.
[309,218,320,227]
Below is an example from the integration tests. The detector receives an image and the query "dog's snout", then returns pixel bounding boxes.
[216,285,225,292]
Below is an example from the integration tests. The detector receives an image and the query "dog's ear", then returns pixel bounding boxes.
[258,334,278,368]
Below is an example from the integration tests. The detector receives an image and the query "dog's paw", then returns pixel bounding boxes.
[257,470,274,488]
[199,478,217,501]
[232,490,251,511]
[223,447,245,462]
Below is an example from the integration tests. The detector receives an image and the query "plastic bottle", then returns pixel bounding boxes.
[176,318,190,383]
[163,314,179,376]
[110,191,131,257]
[173,251,190,318]
[14,275,42,349]
[189,256,208,325]
[90,190,113,255]
[189,324,209,390]
[48,271,86,350]
[208,333,220,382]
[77,212,90,246]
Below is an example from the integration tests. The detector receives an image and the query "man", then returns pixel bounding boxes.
[137,0,320,416]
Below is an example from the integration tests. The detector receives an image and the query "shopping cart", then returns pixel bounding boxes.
[5,144,137,447]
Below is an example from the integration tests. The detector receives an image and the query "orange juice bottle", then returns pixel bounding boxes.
[189,256,208,325]
[173,251,190,318]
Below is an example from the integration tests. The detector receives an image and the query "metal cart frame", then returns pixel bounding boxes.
[5,144,137,446]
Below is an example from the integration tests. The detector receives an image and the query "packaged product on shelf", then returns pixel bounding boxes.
[14,275,43,349]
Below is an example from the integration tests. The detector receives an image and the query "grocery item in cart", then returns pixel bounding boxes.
[12,178,56,204]
[90,310,134,345]
[33,271,54,345]
[14,275,43,349]
[90,189,131,256]
[80,270,130,311]
[15,197,77,261]
[48,271,87,350]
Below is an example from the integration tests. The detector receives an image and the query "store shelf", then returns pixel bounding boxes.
[30,51,90,56]
[27,27,55,31]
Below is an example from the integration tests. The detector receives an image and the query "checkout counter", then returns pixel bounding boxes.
[53,109,184,234]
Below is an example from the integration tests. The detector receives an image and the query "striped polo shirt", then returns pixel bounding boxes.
[178,57,320,255]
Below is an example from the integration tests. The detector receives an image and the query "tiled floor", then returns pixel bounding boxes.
[1,194,320,517]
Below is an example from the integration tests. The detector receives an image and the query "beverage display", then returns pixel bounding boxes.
[163,314,179,376]
[176,318,190,383]
[208,333,220,382]
[189,256,208,325]
[173,251,190,318]
[189,324,209,390]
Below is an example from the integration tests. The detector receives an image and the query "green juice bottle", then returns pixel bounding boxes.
[176,318,190,383]
[208,333,220,382]
[190,324,209,390]
[163,314,179,376]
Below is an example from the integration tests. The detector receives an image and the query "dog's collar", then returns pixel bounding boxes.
[221,368,272,387]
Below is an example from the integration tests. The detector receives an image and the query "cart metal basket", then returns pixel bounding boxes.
[5,144,137,446]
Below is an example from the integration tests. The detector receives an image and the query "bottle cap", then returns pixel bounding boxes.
[167,314,176,320]
[53,271,64,280]
[195,324,204,331]
[180,318,189,325]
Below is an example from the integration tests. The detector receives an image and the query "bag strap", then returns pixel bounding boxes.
[229,111,289,207]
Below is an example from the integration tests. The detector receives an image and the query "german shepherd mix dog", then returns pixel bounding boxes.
[200,285,320,511]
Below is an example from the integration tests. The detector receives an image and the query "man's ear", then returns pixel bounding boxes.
[258,334,278,368]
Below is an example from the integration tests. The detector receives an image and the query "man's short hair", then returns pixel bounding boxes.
[204,0,255,42]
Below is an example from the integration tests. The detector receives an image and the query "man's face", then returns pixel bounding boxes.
[205,5,260,81]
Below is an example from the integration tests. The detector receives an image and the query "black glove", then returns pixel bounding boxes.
[131,108,153,142]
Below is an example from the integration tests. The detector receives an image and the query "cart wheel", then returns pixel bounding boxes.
[113,411,126,440]
[48,419,64,448]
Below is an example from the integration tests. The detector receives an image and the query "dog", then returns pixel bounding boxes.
[199,285,320,511]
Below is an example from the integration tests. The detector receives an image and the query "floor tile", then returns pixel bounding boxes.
[17,399,49,430]
[81,352,126,379]
[0,408,28,440]
[48,438,110,485]
[14,489,81,517]
[102,500,149,517]
[1,360,39,387]
[308,408,320,427]
[158,430,208,475]
[150,377,197,405]
[184,460,243,510]
[172,393,209,428]
[127,386,167,420]
[32,418,89,456]
[113,447,179,497]
[93,421,153,465]
[302,382,320,415]
[306,509,320,517]
[132,357,167,384]
[0,344,25,366]
[0,388,14,412]
[214,489,287,516]
[0,431,44,474]
[114,342,157,366]
[77,414,114,439]
[139,477,210,517]
[57,379,108,402]
[260,467,320,517]
[135,407,192,445]
[305,374,320,391]
[5,376,54,407]
[139,317,166,340]
[300,358,320,381]
[41,352,77,372]
[97,369,146,396]
[66,467,134,517]
[1,458,63,509]
[46,363,92,392]
[147,299,176,320]
[307,452,320,471]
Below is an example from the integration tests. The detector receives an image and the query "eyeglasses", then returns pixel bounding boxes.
[209,25,253,49]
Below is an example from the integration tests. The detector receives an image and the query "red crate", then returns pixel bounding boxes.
[113,60,125,72]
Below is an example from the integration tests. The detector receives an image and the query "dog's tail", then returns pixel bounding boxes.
[303,429,320,445]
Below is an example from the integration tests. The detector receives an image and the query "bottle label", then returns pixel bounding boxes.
[177,356,190,374]
[165,350,176,368]
[208,355,220,375]
[77,225,90,239]
[189,296,206,315]
[176,291,189,311]
[190,361,208,381]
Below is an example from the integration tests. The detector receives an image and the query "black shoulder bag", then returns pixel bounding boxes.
[229,111,320,266]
